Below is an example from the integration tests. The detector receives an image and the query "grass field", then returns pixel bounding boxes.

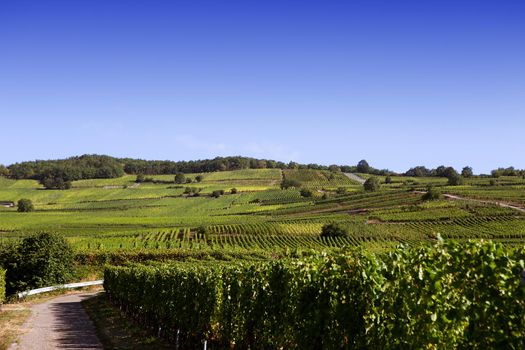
[1,170,524,252]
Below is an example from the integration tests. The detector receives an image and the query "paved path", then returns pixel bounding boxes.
[9,293,103,350]
[343,173,366,185]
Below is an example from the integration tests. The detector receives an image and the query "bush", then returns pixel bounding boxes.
[385,175,393,184]
[135,174,145,183]
[0,268,5,304]
[320,223,349,238]
[300,189,313,198]
[174,173,186,184]
[364,177,381,192]
[196,226,209,239]
[422,187,442,201]
[0,232,74,295]
[195,175,203,183]
[280,179,301,189]
[447,173,464,186]
[230,188,238,194]
[212,190,225,198]
[336,187,347,195]
[17,198,34,212]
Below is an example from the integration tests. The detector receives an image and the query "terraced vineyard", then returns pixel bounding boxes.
[2,168,524,254]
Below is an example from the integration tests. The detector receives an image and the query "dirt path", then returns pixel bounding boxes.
[343,173,366,185]
[442,193,525,213]
[9,292,103,350]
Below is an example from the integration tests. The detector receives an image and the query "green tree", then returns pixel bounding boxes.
[196,226,209,239]
[357,159,370,173]
[211,190,224,198]
[135,174,145,183]
[364,177,381,192]
[385,175,393,184]
[195,175,203,182]
[320,223,349,238]
[300,189,313,198]
[17,198,34,212]
[230,188,238,194]
[461,166,473,178]
[447,172,464,186]
[280,179,301,189]
[422,186,442,201]
[0,232,74,295]
[174,173,186,184]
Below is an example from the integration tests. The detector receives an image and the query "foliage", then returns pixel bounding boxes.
[135,174,145,183]
[299,189,313,198]
[104,241,525,349]
[0,268,5,304]
[195,175,203,182]
[461,166,473,178]
[280,178,301,189]
[212,190,225,198]
[364,177,381,192]
[422,187,442,201]
[0,232,74,295]
[17,198,34,212]
[320,223,348,238]
[230,188,238,194]
[174,173,186,184]
[385,175,392,184]
[447,172,464,186]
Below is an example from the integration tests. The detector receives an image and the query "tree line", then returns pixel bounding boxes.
[1,155,523,190]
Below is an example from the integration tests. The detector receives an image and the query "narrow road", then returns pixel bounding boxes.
[9,292,103,350]
[343,173,366,185]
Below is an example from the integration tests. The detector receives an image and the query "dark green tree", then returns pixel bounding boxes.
[195,175,203,182]
[320,223,349,238]
[461,166,473,178]
[174,173,186,184]
[422,186,442,201]
[364,177,381,192]
[230,188,238,194]
[385,175,393,184]
[280,179,301,189]
[17,199,34,212]
[0,232,74,295]
[135,174,145,183]
[300,189,313,198]
[357,159,370,173]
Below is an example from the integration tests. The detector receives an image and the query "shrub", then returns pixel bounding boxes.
[364,177,381,192]
[174,173,186,184]
[0,268,5,304]
[422,186,442,201]
[447,173,464,186]
[0,232,74,295]
[17,198,34,212]
[195,175,203,183]
[196,226,209,239]
[336,187,346,195]
[280,179,301,189]
[135,174,145,183]
[320,223,349,238]
[300,189,313,198]
[212,190,225,198]
[385,175,393,184]
[230,188,238,194]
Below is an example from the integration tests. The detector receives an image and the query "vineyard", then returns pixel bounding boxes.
[2,167,525,347]
[104,240,525,349]
[1,169,525,253]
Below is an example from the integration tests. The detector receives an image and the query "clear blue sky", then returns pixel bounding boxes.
[1,0,523,173]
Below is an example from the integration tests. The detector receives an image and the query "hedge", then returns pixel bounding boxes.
[0,268,6,304]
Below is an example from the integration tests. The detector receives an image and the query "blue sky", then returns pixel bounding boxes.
[1,0,523,173]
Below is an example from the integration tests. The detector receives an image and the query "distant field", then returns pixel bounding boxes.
[1,170,524,252]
